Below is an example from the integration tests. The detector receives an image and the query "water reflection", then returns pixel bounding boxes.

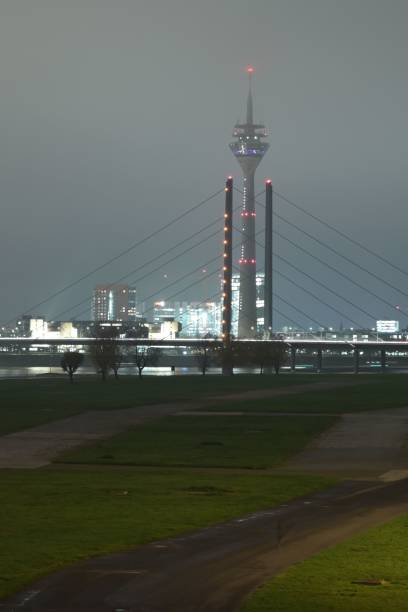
[0,366,299,379]
[0,366,221,379]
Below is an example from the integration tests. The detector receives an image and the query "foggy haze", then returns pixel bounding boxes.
[1,0,408,330]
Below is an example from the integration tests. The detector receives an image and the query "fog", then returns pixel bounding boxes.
[1,0,408,329]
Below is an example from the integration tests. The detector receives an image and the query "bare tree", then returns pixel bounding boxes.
[135,346,160,378]
[249,342,269,375]
[89,326,122,381]
[61,351,83,383]
[194,344,214,375]
[250,342,288,375]
[110,350,122,379]
[270,342,288,374]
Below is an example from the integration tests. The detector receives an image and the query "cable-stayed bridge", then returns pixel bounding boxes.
[4,67,408,345]
[2,176,408,344]
[1,336,408,375]
[2,171,408,376]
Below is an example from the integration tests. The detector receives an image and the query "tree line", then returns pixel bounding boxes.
[60,327,288,382]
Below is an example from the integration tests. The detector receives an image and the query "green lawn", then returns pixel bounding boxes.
[0,469,334,601]
[1,374,405,437]
[0,374,328,435]
[2,371,404,607]
[56,414,336,468]
[202,375,408,415]
[242,513,408,612]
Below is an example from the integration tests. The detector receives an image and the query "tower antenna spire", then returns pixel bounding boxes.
[246,66,254,125]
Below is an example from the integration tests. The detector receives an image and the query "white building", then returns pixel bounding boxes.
[148,320,181,340]
[23,317,78,340]
[150,300,221,338]
[376,320,399,333]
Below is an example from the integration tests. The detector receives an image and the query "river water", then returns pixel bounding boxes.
[1,364,405,379]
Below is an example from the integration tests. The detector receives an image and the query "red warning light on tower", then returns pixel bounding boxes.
[247,65,255,74]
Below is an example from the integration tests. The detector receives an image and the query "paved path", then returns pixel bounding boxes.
[282,407,408,479]
[206,379,358,402]
[177,410,337,416]
[0,380,357,469]
[0,403,191,469]
[2,478,408,612]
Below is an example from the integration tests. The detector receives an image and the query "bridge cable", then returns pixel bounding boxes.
[274,189,408,280]
[55,225,222,320]
[53,200,243,320]
[73,263,222,324]
[5,187,224,326]
[253,232,378,322]
[274,230,408,319]
[273,211,408,303]
[231,263,325,330]
[235,187,408,301]
[234,223,378,326]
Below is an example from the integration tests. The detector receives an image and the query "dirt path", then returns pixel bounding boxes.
[0,379,357,469]
[2,478,408,612]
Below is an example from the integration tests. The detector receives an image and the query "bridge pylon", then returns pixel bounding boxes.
[222,177,233,375]
[264,179,273,338]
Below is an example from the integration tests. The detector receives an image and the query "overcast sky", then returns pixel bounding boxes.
[1,0,408,330]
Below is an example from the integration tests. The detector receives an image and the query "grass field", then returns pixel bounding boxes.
[0,469,334,601]
[56,414,336,468]
[0,373,329,435]
[1,373,401,437]
[201,375,408,414]
[242,513,408,612]
[1,372,405,605]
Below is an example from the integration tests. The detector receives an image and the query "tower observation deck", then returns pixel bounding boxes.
[229,67,269,338]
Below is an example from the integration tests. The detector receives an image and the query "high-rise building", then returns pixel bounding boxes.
[175,301,221,338]
[230,67,269,338]
[231,272,264,337]
[151,301,221,337]
[92,285,137,321]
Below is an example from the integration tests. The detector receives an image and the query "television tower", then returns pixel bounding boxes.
[230,67,269,338]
